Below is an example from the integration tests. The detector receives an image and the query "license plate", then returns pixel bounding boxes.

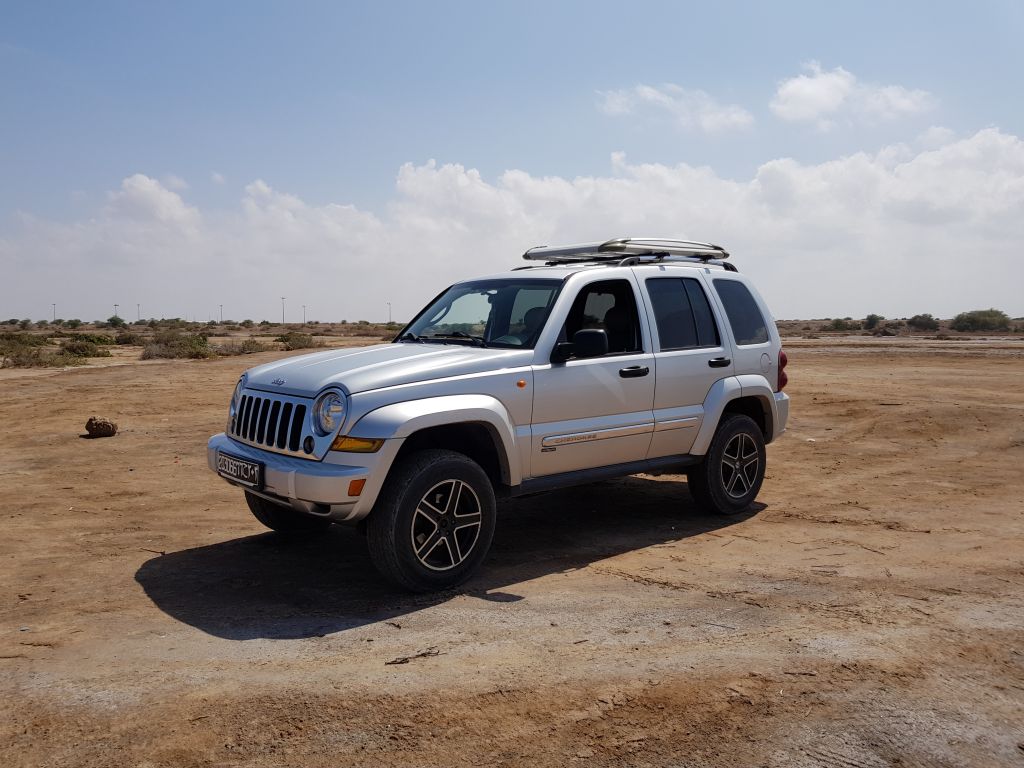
[217,452,264,489]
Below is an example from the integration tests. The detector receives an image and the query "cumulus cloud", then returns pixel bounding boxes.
[2,129,1023,323]
[162,174,188,191]
[771,62,935,130]
[599,83,754,133]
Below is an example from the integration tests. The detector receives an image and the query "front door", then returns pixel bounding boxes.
[531,278,655,477]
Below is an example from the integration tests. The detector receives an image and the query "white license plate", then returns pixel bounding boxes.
[217,452,264,489]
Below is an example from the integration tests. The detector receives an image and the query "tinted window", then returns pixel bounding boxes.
[645,278,720,350]
[713,279,769,345]
[563,279,642,355]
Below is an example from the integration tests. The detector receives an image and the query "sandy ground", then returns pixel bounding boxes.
[1,338,1022,767]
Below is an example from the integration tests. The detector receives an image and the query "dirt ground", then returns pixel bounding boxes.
[1,337,1022,767]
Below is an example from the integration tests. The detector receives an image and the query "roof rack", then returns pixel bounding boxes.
[522,237,730,263]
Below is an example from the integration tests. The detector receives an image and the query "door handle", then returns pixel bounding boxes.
[708,357,731,368]
[619,365,650,378]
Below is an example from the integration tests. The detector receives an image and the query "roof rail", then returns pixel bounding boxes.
[523,237,730,263]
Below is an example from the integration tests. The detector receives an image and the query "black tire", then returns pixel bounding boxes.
[245,491,332,532]
[367,449,496,592]
[687,414,766,515]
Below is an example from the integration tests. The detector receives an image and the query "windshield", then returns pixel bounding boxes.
[398,278,563,349]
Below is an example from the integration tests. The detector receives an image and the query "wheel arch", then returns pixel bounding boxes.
[691,375,779,455]
[348,394,520,488]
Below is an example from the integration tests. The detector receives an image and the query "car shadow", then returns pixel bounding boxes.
[135,475,762,640]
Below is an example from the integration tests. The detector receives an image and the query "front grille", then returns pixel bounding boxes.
[230,392,309,454]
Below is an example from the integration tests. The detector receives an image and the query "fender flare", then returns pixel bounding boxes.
[690,375,779,455]
[348,394,521,485]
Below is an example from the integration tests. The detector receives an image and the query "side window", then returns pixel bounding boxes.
[645,278,721,351]
[563,279,642,355]
[713,279,769,346]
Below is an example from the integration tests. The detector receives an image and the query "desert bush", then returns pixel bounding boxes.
[18,319,31,330]
[864,313,884,330]
[60,339,112,357]
[141,330,216,360]
[64,319,82,329]
[215,339,271,356]
[1,347,86,368]
[107,315,126,327]
[827,318,860,331]
[907,313,939,331]
[66,333,115,345]
[115,331,143,345]
[240,319,254,328]
[275,332,324,350]
[950,308,1009,332]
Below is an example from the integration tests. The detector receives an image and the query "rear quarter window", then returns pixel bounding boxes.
[713,279,769,346]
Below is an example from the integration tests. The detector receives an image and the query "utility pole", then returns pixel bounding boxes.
[137,303,141,321]
[219,304,223,323]
[387,302,392,323]
[52,303,56,322]
[114,303,119,320]
[281,297,286,325]
[302,305,306,324]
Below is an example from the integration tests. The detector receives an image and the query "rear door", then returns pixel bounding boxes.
[530,275,655,477]
[635,267,733,457]
[708,275,773,381]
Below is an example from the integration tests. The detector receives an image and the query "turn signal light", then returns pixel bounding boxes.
[330,435,384,453]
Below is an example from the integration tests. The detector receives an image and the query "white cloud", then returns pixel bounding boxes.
[599,83,754,134]
[2,129,1023,323]
[771,62,935,130]
[162,174,189,191]
[211,171,226,185]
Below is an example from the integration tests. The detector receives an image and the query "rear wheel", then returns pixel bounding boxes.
[245,491,332,532]
[687,414,766,515]
[367,449,496,592]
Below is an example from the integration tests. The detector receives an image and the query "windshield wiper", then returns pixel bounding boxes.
[425,331,488,347]
[397,332,423,343]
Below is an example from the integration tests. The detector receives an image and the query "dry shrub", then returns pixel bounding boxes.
[141,330,217,360]
[115,331,143,345]
[275,332,324,350]
[61,339,112,357]
[0,334,86,368]
[215,339,271,356]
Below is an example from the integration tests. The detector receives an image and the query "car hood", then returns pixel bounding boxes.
[242,342,533,397]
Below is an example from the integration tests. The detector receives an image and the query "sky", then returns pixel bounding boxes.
[2,0,1023,323]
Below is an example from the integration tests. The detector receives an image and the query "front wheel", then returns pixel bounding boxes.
[367,449,496,592]
[687,414,766,515]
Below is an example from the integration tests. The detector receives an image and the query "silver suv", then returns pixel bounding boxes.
[208,238,790,591]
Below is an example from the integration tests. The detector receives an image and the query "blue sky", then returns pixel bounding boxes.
[3,1,1024,321]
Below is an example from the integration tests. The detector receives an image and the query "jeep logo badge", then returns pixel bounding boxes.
[272,378,286,386]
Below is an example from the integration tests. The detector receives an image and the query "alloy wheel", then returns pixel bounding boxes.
[721,432,760,499]
[410,479,483,571]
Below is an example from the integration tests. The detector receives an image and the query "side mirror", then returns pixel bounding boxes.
[573,329,609,358]
[550,329,608,363]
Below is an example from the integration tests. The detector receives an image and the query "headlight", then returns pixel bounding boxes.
[229,376,245,418]
[313,391,346,436]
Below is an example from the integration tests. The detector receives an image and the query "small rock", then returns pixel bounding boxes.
[85,416,117,438]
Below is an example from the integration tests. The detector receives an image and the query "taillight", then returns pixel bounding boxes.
[777,348,789,392]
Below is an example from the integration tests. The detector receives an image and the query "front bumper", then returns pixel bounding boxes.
[206,432,401,521]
